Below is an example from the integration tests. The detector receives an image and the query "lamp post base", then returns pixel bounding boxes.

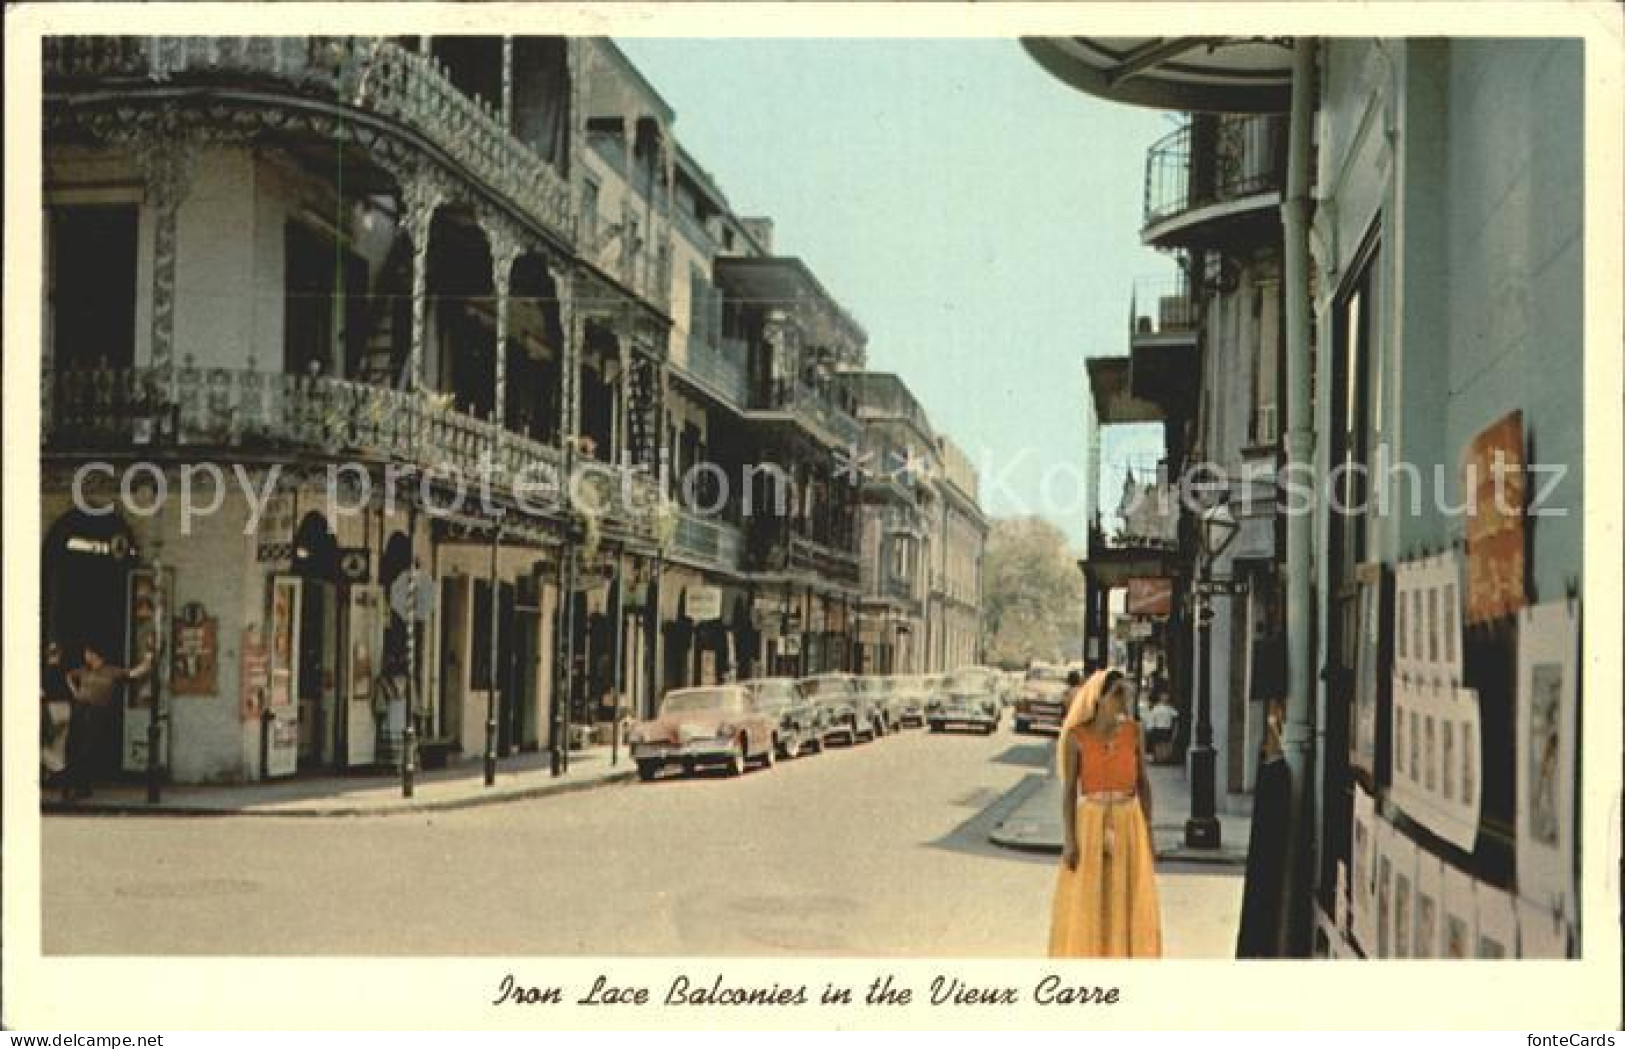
[1184,816,1222,849]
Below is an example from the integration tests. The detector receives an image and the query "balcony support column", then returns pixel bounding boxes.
[484,221,523,436]
[134,119,196,379]
[500,37,514,132]
[1278,36,1319,958]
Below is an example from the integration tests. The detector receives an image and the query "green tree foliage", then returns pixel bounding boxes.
[981,515,1083,668]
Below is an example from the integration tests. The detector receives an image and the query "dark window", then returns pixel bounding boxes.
[49,204,138,371]
[284,221,366,378]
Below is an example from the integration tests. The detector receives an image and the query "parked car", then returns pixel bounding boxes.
[629,685,778,780]
[887,674,932,728]
[799,673,879,745]
[854,675,902,734]
[926,666,1004,734]
[744,676,826,759]
[1013,662,1072,734]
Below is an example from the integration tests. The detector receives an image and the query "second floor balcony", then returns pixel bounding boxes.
[1142,112,1286,250]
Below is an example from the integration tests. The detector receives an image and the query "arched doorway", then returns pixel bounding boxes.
[288,511,341,770]
[42,508,138,782]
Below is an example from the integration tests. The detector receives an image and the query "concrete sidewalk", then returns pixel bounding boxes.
[39,746,637,818]
[989,761,1251,865]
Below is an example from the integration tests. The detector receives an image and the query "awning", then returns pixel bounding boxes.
[1022,37,1294,114]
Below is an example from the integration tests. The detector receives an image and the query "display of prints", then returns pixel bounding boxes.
[1516,600,1579,922]
[1390,675,1482,851]
[1413,849,1443,959]
[1474,882,1517,959]
[1516,897,1571,959]
[1462,410,1526,624]
[1349,784,1378,953]
[1394,553,1463,684]
[1442,863,1477,960]
[169,601,218,696]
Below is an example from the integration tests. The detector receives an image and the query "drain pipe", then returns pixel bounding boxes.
[1278,35,1318,957]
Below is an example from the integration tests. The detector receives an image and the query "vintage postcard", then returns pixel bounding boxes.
[3,0,1621,1033]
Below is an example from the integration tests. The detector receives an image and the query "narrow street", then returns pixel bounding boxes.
[43,729,1241,956]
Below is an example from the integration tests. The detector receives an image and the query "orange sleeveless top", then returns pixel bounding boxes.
[1072,719,1139,795]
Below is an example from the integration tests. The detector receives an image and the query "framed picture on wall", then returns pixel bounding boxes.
[1516,600,1579,923]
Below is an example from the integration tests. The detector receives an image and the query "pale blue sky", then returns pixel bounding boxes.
[618,38,1174,546]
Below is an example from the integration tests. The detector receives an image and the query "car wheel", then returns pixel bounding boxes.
[725,741,746,777]
[782,732,801,761]
[757,737,777,771]
[928,720,942,733]
[636,760,661,782]
[1014,718,1028,734]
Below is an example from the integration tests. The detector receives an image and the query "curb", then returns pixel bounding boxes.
[39,768,639,819]
[988,776,1249,867]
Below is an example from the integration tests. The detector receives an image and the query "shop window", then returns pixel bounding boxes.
[49,204,138,372]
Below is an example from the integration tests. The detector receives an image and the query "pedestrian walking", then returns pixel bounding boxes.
[1048,667,1162,957]
[40,641,74,784]
[62,641,153,800]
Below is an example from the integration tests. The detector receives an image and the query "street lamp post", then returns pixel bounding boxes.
[1185,498,1240,850]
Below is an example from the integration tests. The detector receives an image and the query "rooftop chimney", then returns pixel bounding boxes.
[740,216,774,254]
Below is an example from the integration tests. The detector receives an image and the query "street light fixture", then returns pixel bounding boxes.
[1186,496,1241,850]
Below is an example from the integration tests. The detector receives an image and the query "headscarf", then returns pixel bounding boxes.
[1054,668,1123,782]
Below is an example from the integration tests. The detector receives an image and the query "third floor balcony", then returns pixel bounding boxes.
[1142,112,1286,250]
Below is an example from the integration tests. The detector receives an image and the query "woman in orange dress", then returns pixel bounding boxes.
[1048,667,1162,957]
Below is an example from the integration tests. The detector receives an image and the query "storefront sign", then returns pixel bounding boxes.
[687,585,723,622]
[170,602,218,696]
[240,623,269,723]
[1125,577,1173,616]
[1462,410,1526,624]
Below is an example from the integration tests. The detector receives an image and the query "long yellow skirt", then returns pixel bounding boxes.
[1048,797,1162,957]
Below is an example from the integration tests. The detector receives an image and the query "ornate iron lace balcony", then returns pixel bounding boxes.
[43,36,576,249]
[1141,113,1285,248]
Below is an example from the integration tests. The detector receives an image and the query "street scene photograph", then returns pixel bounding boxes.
[9,4,1621,1032]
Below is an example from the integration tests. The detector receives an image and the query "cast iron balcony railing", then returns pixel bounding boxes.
[1142,113,1286,235]
[1130,275,1199,337]
[45,363,583,502]
[673,508,745,571]
[680,337,750,408]
[43,36,575,249]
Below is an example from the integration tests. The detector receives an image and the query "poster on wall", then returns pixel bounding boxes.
[122,566,172,773]
[1390,675,1482,851]
[169,601,218,696]
[1413,848,1443,959]
[264,576,302,778]
[1349,564,1386,774]
[1349,784,1378,953]
[1516,599,1579,922]
[239,623,269,723]
[1387,829,1418,959]
[1517,896,1571,959]
[1462,410,1526,625]
[1441,863,1477,960]
[1395,554,1463,685]
[1475,882,1518,959]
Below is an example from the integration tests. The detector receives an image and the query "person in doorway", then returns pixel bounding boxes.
[62,640,153,800]
[40,641,75,785]
[1049,668,1162,957]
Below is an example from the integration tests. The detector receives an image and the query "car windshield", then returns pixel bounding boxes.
[945,669,996,690]
[661,689,742,715]
[748,680,798,706]
[858,678,886,692]
[799,677,850,698]
[1026,666,1069,686]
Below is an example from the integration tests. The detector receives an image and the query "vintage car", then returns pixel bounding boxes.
[1013,662,1073,734]
[798,672,880,745]
[744,676,827,759]
[854,675,902,734]
[926,665,1004,734]
[629,685,778,780]
[886,674,932,728]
